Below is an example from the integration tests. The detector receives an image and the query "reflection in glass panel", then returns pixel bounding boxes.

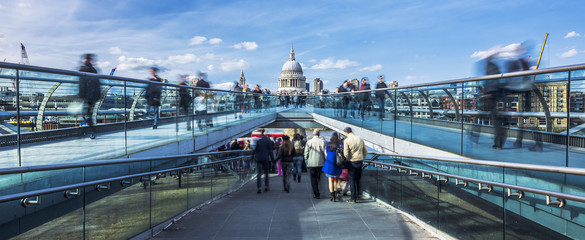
[9,192,84,240]
[569,70,585,169]
[395,89,412,141]
[151,168,188,228]
[85,177,150,239]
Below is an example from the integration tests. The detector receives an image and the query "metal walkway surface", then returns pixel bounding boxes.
[152,173,440,240]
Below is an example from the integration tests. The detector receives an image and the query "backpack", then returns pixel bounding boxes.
[293,139,305,154]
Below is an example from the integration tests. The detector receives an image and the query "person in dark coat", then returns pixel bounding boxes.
[358,77,371,121]
[178,75,193,130]
[375,75,388,119]
[254,129,274,193]
[145,67,164,129]
[195,72,213,127]
[233,81,243,119]
[78,53,101,139]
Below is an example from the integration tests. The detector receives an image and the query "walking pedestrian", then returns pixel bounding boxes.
[77,53,101,139]
[304,129,326,199]
[375,75,387,119]
[254,129,274,193]
[358,77,371,121]
[276,135,296,192]
[145,67,164,129]
[322,132,342,202]
[343,127,367,203]
[292,133,306,183]
[178,75,193,130]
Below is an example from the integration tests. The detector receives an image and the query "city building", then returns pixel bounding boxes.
[238,69,246,87]
[278,45,306,93]
[314,78,323,95]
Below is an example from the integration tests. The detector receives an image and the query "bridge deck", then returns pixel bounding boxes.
[152,173,438,240]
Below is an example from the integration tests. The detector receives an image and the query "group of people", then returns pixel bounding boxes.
[335,75,390,120]
[253,127,368,203]
[146,69,212,130]
[232,82,272,117]
[278,92,307,108]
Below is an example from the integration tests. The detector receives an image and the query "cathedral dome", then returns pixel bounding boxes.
[282,60,303,72]
[278,44,307,93]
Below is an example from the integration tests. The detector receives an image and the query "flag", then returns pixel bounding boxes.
[109,67,117,76]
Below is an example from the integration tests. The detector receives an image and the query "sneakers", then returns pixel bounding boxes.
[89,134,96,139]
[346,199,356,204]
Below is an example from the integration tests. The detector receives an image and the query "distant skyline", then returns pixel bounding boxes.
[1,0,584,91]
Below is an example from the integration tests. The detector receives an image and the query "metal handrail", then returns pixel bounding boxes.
[0,150,252,175]
[369,152,585,176]
[0,156,248,204]
[365,160,581,207]
[0,61,272,96]
[3,61,585,96]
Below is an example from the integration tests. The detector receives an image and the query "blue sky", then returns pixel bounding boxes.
[1,0,584,91]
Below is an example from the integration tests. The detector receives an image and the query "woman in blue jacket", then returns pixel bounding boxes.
[322,132,342,202]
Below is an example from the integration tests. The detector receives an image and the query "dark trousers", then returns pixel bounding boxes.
[309,167,322,197]
[256,161,270,189]
[282,162,293,191]
[348,161,364,201]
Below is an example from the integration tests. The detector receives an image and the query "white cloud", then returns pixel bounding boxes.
[233,41,258,51]
[207,65,215,71]
[204,53,215,59]
[220,59,248,71]
[561,49,578,58]
[189,36,207,45]
[97,61,111,69]
[108,47,127,55]
[211,82,235,91]
[565,31,581,38]
[168,53,199,64]
[311,57,359,69]
[209,38,222,45]
[359,64,383,72]
[308,59,317,63]
[117,56,164,72]
[471,43,522,59]
[17,3,32,8]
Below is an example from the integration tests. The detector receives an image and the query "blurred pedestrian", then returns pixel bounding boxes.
[178,75,193,130]
[78,53,101,139]
[145,67,164,129]
[196,72,213,127]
